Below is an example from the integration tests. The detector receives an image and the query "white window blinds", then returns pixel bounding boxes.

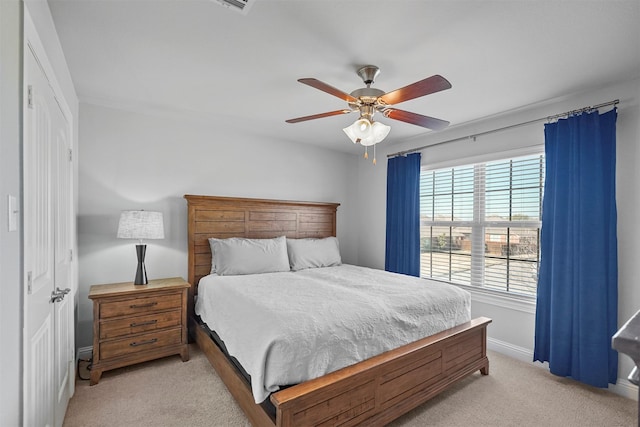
[419,154,544,296]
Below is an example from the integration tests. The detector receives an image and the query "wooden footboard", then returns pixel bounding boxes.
[193,316,491,427]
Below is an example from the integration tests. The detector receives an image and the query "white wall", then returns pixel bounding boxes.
[355,76,640,397]
[76,102,360,348]
[0,2,23,424]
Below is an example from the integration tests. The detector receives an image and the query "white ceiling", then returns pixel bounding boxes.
[48,0,640,154]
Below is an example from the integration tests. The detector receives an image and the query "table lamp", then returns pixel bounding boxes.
[117,210,165,285]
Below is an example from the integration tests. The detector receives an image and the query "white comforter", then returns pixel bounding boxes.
[195,264,471,403]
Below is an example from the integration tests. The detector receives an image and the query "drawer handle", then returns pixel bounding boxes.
[129,302,158,309]
[130,320,158,328]
[129,338,158,347]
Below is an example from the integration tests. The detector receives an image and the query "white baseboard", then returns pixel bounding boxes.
[487,337,534,363]
[487,337,638,401]
[609,378,639,400]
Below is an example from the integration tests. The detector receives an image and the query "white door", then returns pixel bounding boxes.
[24,23,74,427]
[24,41,55,427]
[52,80,74,427]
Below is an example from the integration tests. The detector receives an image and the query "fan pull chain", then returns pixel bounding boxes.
[362,146,377,164]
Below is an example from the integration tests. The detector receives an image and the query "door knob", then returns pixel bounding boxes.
[50,287,71,303]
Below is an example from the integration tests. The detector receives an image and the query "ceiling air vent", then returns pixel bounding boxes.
[212,0,254,15]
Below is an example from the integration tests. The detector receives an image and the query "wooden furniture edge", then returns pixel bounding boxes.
[271,316,491,407]
[184,194,341,210]
[270,318,491,426]
[193,314,490,427]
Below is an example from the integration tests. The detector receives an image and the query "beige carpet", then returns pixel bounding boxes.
[64,345,636,427]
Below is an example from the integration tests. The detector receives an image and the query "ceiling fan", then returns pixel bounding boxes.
[285,65,452,134]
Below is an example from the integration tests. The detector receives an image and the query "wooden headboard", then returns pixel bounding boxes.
[184,195,340,313]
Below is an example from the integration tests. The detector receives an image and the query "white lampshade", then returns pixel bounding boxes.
[353,118,371,138]
[371,121,391,142]
[343,118,374,142]
[360,122,391,146]
[117,210,165,241]
[344,119,391,146]
[356,133,376,146]
[342,123,359,144]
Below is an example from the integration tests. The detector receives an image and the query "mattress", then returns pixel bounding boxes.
[195,264,471,403]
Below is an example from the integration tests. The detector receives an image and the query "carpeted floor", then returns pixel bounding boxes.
[63,345,636,427]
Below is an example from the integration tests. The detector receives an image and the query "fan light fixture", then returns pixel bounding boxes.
[343,118,390,165]
[286,65,452,165]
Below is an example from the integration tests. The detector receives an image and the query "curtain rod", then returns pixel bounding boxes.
[387,99,619,158]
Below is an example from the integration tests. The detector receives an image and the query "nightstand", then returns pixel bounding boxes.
[88,277,190,385]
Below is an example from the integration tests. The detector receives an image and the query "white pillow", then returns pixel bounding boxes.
[286,237,342,271]
[209,236,290,276]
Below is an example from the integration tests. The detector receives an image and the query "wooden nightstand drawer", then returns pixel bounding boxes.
[100,309,182,340]
[100,293,182,319]
[88,277,190,385]
[100,328,183,360]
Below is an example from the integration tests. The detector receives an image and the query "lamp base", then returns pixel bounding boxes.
[134,244,148,285]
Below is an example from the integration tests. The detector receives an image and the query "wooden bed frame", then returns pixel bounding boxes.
[185,194,491,427]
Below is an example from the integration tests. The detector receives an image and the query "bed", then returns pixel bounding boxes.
[185,194,491,427]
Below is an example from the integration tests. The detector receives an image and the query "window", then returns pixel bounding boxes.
[419,154,544,296]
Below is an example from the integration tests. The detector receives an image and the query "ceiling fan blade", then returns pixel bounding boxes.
[286,109,353,124]
[379,75,452,105]
[382,108,450,130]
[298,78,358,103]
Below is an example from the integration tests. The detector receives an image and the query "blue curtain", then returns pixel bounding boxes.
[534,108,618,387]
[385,153,421,276]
